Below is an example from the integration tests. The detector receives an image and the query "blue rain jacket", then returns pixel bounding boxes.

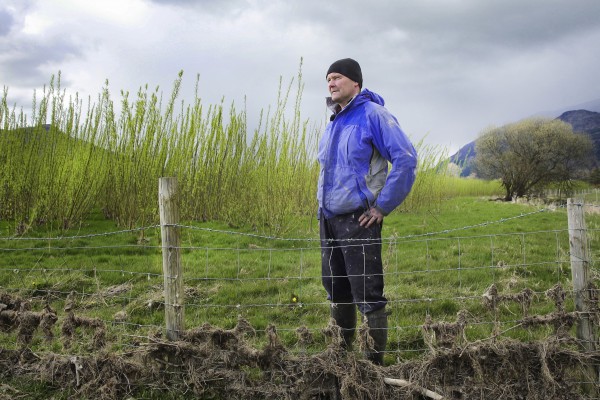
[317,88,417,218]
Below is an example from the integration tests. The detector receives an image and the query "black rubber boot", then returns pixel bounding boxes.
[331,303,357,350]
[365,307,388,365]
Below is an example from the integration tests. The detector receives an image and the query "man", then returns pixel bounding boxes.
[317,58,417,365]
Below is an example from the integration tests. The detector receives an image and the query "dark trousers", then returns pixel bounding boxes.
[320,210,387,314]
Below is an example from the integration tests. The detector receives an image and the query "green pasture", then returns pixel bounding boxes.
[2,195,599,365]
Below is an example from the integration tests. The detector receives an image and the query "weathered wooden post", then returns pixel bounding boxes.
[567,198,598,392]
[159,177,184,340]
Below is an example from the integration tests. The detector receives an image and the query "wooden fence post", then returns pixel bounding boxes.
[159,177,184,340]
[567,198,598,391]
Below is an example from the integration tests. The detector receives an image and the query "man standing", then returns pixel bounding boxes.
[317,58,417,365]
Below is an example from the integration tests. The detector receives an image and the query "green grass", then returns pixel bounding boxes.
[2,195,598,360]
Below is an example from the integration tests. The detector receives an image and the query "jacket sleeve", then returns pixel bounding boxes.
[369,107,418,215]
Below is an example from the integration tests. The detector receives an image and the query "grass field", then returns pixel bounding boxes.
[2,195,598,349]
[2,194,600,398]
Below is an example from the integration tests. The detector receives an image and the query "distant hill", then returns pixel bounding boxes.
[449,141,476,177]
[535,98,600,117]
[450,109,600,177]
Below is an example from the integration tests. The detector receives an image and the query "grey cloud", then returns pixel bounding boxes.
[145,0,250,15]
[281,1,600,56]
[0,9,14,36]
[283,0,600,105]
[0,0,36,31]
[413,1,600,61]
[0,36,83,87]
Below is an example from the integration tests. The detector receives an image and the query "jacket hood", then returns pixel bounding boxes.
[358,88,385,107]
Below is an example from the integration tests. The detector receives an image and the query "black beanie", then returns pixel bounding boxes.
[326,58,362,88]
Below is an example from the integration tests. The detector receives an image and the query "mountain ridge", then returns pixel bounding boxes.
[533,98,600,118]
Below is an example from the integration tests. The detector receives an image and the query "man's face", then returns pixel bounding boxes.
[327,72,360,107]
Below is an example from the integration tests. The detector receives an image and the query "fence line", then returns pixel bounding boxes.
[1,219,596,329]
[3,190,600,243]
[1,188,599,396]
[0,187,600,398]
[0,202,559,243]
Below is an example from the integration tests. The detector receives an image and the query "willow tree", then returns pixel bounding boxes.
[474,118,594,200]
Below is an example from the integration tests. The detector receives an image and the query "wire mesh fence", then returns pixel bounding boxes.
[1,199,599,398]
[0,205,597,347]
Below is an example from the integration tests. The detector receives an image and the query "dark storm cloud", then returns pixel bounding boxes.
[446,1,600,46]
[280,0,600,119]
[0,1,35,32]
[137,0,600,70]
[280,0,600,58]
[146,0,250,15]
[149,0,244,4]
[0,1,84,86]
[0,36,83,86]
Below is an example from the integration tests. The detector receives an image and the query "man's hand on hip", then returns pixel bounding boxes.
[359,208,383,228]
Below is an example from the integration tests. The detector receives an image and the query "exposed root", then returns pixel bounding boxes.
[422,310,468,350]
[62,312,106,349]
[1,288,599,399]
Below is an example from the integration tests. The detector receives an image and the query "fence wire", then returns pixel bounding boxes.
[1,206,597,330]
[1,200,599,397]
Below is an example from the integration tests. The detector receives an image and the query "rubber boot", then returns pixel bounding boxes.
[331,303,357,350]
[365,307,388,365]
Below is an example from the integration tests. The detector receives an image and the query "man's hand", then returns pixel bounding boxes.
[359,207,383,228]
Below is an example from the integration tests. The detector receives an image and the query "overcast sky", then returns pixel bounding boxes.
[2,0,600,153]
